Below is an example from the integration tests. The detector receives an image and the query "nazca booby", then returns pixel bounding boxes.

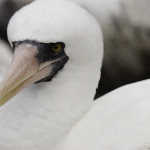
[1,0,150,97]
[0,0,150,150]
[1,0,150,96]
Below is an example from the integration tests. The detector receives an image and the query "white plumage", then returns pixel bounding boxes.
[0,0,150,150]
[55,79,150,150]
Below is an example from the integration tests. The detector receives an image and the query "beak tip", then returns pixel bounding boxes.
[0,97,9,107]
[0,102,5,107]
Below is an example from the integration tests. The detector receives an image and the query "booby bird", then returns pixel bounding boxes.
[0,0,150,150]
[1,0,150,96]
[0,0,103,149]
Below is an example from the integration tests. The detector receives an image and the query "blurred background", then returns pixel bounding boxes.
[0,0,150,98]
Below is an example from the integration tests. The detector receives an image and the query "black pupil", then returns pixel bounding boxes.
[55,46,58,49]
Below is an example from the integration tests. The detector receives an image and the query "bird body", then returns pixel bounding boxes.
[55,79,150,150]
[0,0,150,150]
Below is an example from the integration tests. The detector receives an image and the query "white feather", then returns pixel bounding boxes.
[0,0,150,150]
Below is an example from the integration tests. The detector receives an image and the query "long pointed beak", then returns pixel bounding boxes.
[0,44,52,106]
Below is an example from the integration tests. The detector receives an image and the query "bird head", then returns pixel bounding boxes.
[0,0,103,106]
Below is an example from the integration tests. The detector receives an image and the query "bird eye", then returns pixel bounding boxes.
[52,44,62,52]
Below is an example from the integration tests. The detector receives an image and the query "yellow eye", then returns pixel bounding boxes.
[52,44,62,52]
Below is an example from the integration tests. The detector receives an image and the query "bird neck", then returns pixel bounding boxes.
[27,61,101,148]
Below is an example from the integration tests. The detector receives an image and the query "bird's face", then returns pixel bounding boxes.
[0,0,103,106]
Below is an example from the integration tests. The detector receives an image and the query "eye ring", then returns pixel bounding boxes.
[52,44,62,52]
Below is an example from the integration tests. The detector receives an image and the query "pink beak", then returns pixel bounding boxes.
[0,44,53,106]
